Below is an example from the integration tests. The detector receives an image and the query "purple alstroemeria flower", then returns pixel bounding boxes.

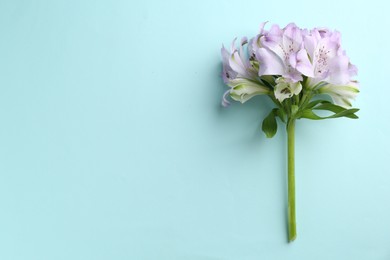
[221,37,270,106]
[256,23,313,82]
[221,37,256,84]
[303,28,359,107]
[304,28,348,86]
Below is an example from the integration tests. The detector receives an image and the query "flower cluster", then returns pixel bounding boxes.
[221,22,359,108]
[219,22,360,242]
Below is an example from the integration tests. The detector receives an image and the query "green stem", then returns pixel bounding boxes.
[287,119,297,242]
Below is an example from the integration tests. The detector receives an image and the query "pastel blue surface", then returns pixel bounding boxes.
[0,0,389,259]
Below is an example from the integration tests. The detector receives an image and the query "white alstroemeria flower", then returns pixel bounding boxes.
[274,77,302,102]
[229,78,271,103]
[318,80,359,108]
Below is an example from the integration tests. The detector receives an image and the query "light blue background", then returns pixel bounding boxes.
[0,0,389,259]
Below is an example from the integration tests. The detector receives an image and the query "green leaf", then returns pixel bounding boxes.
[299,108,359,120]
[313,103,359,119]
[305,99,331,110]
[328,108,359,119]
[299,110,324,120]
[262,108,278,138]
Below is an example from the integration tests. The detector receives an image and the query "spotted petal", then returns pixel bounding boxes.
[274,78,302,102]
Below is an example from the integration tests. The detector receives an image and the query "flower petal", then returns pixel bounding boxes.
[274,78,302,102]
[229,51,249,76]
[348,63,358,77]
[221,89,231,107]
[256,48,285,76]
[229,78,270,103]
[303,33,317,59]
[290,81,303,96]
[283,23,302,52]
[319,81,359,108]
[289,52,297,68]
[295,48,314,77]
[328,55,351,85]
[221,45,237,83]
[274,81,292,102]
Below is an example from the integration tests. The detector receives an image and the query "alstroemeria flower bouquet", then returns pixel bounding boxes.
[221,22,359,242]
